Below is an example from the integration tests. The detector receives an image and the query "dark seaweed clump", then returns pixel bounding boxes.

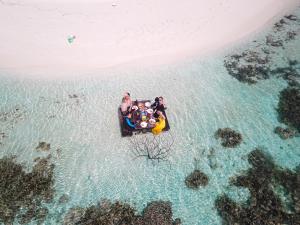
[277,87,300,132]
[215,128,242,148]
[224,14,300,85]
[0,132,8,145]
[0,156,55,224]
[215,149,300,225]
[63,200,181,225]
[274,126,299,139]
[224,51,270,84]
[35,141,51,151]
[185,170,209,189]
[272,59,300,88]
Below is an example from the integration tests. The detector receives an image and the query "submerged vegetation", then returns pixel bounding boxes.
[0,155,55,224]
[224,14,300,140]
[215,128,242,148]
[185,169,209,189]
[215,148,300,225]
[274,126,299,139]
[63,200,181,225]
[35,141,51,151]
[277,87,300,132]
[224,50,270,84]
[224,14,300,85]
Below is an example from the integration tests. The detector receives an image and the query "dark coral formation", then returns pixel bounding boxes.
[0,106,26,146]
[277,87,300,132]
[0,106,25,123]
[58,194,70,204]
[185,169,209,189]
[0,156,55,224]
[286,31,297,41]
[215,149,300,225]
[139,201,178,225]
[0,132,8,145]
[266,35,283,47]
[224,51,270,84]
[224,14,300,85]
[215,128,243,148]
[272,60,300,88]
[274,126,299,139]
[63,200,180,225]
[273,18,287,32]
[285,14,298,21]
[35,141,51,151]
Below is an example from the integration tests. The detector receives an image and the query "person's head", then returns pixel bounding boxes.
[138,102,144,110]
[155,97,159,102]
[124,92,131,101]
[159,96,164,105]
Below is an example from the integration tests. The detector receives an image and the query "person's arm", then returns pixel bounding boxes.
[125,117,135,128]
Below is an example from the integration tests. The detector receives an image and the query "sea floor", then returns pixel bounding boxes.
[0,9,300,225]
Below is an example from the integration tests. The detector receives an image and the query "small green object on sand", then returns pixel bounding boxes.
[67,35,76,44]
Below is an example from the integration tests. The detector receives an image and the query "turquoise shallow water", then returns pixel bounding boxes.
[1,10,300,225]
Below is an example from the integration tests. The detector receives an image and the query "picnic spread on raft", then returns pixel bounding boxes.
[118,93,170,137]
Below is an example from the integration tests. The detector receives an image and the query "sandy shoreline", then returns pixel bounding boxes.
[0,0,299,78]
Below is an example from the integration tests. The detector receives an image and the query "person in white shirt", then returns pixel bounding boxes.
[121,92,132,116]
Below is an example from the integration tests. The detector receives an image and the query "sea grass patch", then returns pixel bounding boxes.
[215,149,300,224]
[35,141,51,151]
[0,156,55,224]
[274,126,299,139]
[272,60,300,88]
[224,15,300,85]
[185,170,209,189]
[215,128,242,148]
[224,51,270,84]
[277,87,300,132]
[63,200,180,225]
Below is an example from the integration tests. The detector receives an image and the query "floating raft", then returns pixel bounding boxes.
[118,99,170,137]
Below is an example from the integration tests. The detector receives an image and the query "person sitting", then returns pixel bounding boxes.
[121,92,132,116]
[152,96,166,118]
[151,97,159,109]
[124,113,135,130]
[152,111,166,135]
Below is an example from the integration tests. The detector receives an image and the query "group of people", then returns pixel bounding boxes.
[120,92,167,135]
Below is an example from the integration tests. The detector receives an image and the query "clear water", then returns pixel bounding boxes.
[1,10,300,225]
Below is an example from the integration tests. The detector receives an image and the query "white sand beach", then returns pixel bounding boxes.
[0,0,299,77]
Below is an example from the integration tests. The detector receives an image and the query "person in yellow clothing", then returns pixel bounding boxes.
[152,111,166,135]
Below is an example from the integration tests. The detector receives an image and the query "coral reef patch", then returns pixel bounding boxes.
[0,156,55,224]
[215,128,243,148]
[277,87,300,132]
[0,106,25,123]
[185,169,209,189]
[215,149,300,225]
[224,51,270,84]
[272,59,300,88]
[0,106,26,146]
[0,132,8,145]
[274,126,299,139]
[63,200,180,225]
[35,141,51,151]
[224,14,300,85]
